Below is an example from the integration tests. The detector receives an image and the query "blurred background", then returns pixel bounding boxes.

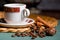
[0,0,60,19]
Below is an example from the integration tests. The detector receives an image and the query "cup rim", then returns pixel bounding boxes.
[4,3,26,8]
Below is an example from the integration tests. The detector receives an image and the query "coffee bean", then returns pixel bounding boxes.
[20,33,25,37]
[27,33,31,37]
[30,27,34,29]
[22,34,25,37]
[35,29,39,33]
[31,24,37,30]
[38,33,46,38]
[34,26,37,30]
[31,37,35,39]
[42,34,46,37]
[15,32,20,37]
[24,33,28,36]
[11,34,16,37]
[29,32,37,38]
[30,29,34,33]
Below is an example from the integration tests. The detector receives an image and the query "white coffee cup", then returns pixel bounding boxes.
[4,3,30,24]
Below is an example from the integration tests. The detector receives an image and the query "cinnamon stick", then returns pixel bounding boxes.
[37,16,52,28]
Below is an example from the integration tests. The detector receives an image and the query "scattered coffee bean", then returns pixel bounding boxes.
[39,34,46,38]
[22,34,25,37]
[30,27,34,29]
[31,37,35,39]
[15,32,20,37]
[31,29,35,32]
[20,33,25,37]
[24,33,28,36]
[35,29,39,33]
[27,33,31,37]
[31,24,37,30]
[29,32,37,38]
[11,34,16,37]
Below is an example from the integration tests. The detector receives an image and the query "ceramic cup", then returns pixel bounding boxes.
[4,3,30,24]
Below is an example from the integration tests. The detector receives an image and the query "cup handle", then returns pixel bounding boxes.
[23,8,30,17]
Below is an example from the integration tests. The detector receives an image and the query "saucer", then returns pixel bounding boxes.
[0,18,35,28]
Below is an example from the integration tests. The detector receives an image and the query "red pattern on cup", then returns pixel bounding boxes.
[5,7,20,12]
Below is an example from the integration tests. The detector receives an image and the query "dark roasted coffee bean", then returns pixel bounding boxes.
[30,27,34,29]
[34,26,37,30]
[17,34,20,37]
[22,34,25,37]
[38,31,43,34]
[35,29,39,33]
[31,29,35,33]
[31,37,35,39]
[34,23,37,26]
[42,34,46,37]
[20,33,25,37]
[27,33,31,37]
[40,34,45,38]
[20,33,23,36]
[37,27,40,30]
[31,24,37,30]
[38,31,46,38]
[29,32,37,38]
[15,32,20,37]
[11,34,16,37]
[24,33,28,36]
[38,33,46,38]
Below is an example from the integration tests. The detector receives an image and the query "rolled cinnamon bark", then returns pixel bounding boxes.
[37,22,44,26]
[37,16,52,28]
